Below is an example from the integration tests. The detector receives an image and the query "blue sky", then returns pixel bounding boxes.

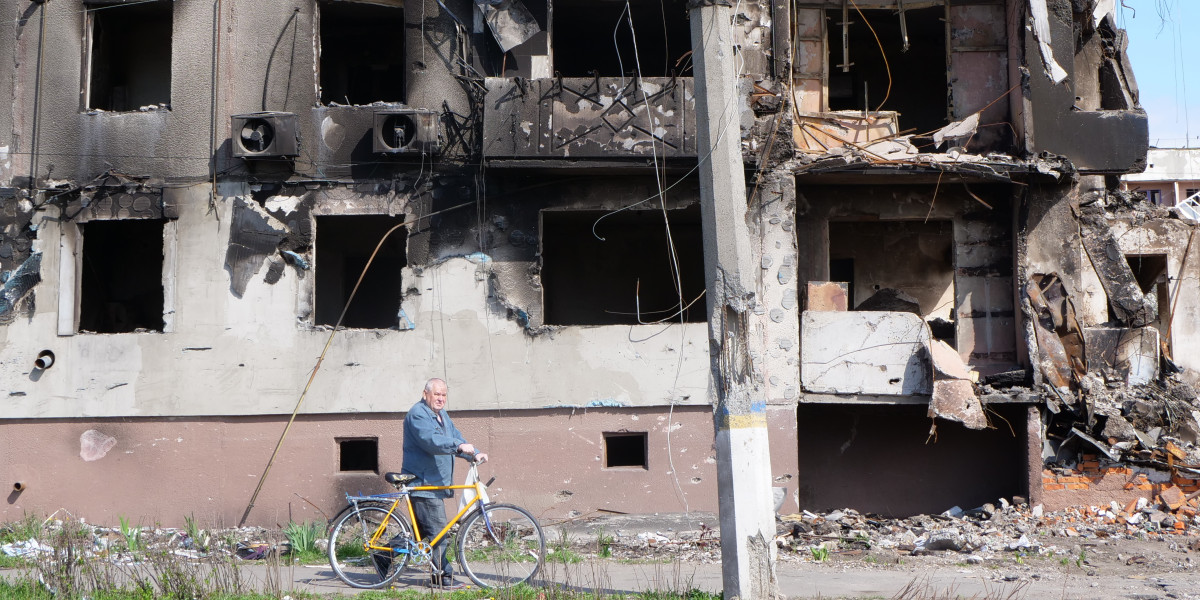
[1117,0,1200,148]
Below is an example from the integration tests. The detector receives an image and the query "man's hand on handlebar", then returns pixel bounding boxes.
[457,443,488,463]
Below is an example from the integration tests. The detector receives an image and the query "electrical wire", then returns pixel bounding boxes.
[237,199,473,526]
[848,0,892,113]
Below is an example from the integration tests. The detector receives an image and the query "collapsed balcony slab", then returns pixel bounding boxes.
[801,310,932,396]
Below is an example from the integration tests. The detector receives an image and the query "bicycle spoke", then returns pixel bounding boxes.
[328,506,411,589]
[457,504,545,588]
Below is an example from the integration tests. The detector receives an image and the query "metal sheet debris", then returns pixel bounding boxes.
[225,199,286,298]
[932,113,980,149]
[474,0,541,53]
[0,251,41,320]
[1025,274,1087,390]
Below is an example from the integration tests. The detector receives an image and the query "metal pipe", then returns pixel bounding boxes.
[35,350,55,370]
[12,482,24,493]
[29,0,49,193]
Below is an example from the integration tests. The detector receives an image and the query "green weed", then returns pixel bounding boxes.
[810,546,830,562]
[283,520,325,564]
[596,527,614,558]
[117,515,141,553]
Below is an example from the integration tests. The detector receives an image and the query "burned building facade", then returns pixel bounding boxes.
[1,0,1195,526]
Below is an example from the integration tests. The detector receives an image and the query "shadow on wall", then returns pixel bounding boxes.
[796,403,1028,517]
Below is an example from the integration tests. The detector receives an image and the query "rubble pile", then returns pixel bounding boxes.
[778,495,1200,565]
[0,519,289,564]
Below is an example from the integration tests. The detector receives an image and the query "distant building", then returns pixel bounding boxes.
[1123,148,1200,207]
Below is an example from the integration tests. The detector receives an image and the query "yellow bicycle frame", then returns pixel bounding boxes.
[363,480,486,552]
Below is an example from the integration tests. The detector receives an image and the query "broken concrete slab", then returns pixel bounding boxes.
[801,310,932,396]
[1084,327,1159,386]
[1078,206,1157,327]
[930,380,987,430]
[930,339,973,381]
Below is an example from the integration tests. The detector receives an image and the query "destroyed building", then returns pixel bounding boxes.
[2,0,1198,527]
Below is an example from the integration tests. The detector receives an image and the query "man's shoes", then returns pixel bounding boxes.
[430,575,467,590]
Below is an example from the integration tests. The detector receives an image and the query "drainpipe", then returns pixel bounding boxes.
[28,0,49,194]
[687,1,778,598]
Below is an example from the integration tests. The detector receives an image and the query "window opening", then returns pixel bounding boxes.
[86,1,173,111]
[79,219,166,333]
[339,438,379,472]
[1186,188,1199,201]
[825,6,947,137]
[315,215,407,329]
[319,1,406,105]
[1145,189,1162,205]
[829,220,955,342]
[1124,254,1169,336]
[541,207,705,326]
[828,257,855,308]
[603,432,648,469]
[552,0,691,77]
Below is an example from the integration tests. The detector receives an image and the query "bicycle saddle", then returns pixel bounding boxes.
[384,472,417,485]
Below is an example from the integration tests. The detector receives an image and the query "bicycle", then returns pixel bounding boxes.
[326,456,546,589]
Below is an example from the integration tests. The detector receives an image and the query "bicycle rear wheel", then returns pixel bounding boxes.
[456,503,545,588]
[328,505,411,589]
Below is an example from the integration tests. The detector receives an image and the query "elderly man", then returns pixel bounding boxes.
[402,378,487,589]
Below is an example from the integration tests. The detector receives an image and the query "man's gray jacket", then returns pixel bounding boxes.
[401,399,467,498]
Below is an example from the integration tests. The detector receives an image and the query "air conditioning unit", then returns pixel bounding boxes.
[373,108,441,154]
[231,112,299,158]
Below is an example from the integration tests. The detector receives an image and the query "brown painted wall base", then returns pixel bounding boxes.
[2,406,801,527]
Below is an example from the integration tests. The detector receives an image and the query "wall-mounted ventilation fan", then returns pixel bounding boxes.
[231,112,299,158]
[373,108,441,154]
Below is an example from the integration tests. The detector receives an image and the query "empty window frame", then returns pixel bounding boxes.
[338,438,380,472]
[1145,189,1162,205]
[78,219,167,333]
[541,207,706,326]
[85,1,173,111]
[603,432,648,469]
[318,1,406,105]
[1125,254,1169,335]
[314,215,407,329]
[828,219,955,321]
[825,5,947,135]
[552,0,691,77]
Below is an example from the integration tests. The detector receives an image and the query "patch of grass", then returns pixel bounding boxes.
[637,589,721,600]
[810,545,830,562]
[547,529,582,564]
[0,513,41,544]
[0,578,54,600]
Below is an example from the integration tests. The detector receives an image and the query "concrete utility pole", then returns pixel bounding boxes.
[687,1,778,599]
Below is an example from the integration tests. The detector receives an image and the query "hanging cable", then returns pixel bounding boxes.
[238,199,473,526]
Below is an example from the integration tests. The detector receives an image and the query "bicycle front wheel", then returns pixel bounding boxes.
[456,503,545,588]
[328,505,411,589]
